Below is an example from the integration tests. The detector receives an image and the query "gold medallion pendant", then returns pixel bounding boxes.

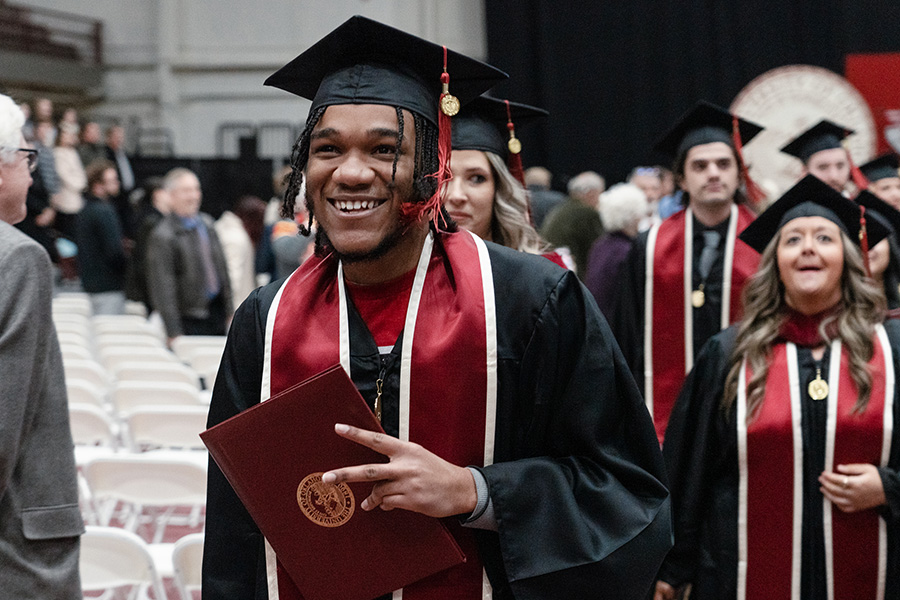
[691,288,705,308]
[440,93,460,117]
[808,370,829,401]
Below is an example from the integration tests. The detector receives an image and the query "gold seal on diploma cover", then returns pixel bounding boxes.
[808,377,829,401]
[441,94,460,117]
[297,473,355,528]
[691,289,705,308]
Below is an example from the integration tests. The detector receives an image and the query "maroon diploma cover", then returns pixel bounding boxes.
[200,364,466,600]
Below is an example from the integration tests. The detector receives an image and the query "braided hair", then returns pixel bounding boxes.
[280,104,454,244]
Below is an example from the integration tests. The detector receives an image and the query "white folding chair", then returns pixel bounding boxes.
[57,330,92,350]
[114,362,202,389]
[66,378,107,409]
[82,454,207,543]
[111,381,205,417]
[60,344,94,362]
[79,526,168,600]
[99,346,181,373]
[125,406,209,452]
[187,346,224,390]
[93,316,164,340]
[69,403,120,526]
[54,319,92,341]
[96,333,165,352]
[171,335,227,363]
[69,403,119,448]
[53,294,92,318]
[172,533,204,600]
[125,301,149,318]
[53,312,90,327]
[63,359,110,393]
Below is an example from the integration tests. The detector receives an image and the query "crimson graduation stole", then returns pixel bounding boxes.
[644,204,758,443]
[737,327,894,600]
[262,230,498,600]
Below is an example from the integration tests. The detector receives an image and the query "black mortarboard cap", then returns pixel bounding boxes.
[856,189,900,236]
[780,119,854,163]
[859,153,900,183]
[452,96,548,157]
[264,16,508,126]
[739,174,890,253]
[654,100,763,159]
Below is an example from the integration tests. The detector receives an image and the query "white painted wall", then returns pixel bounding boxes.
[18,0,487,158]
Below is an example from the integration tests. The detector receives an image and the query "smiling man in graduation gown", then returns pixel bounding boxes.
[201,16,671,600]
[611,101,762,444]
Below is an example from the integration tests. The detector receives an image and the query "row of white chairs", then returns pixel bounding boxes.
[53,293,148,318]
[81,526,202,600]
[79,452,208,543]
[64,358,205,392]
[71,402,208,453]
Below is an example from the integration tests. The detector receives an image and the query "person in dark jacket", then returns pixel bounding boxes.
[75,159,128,315]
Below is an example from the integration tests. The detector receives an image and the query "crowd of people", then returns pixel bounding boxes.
[11,97,317,345]
[2,13,900,600]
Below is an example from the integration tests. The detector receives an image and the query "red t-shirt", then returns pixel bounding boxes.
[344,268,416,350]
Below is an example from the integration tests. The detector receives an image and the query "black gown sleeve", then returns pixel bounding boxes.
[609,231,647,394]
[202,284,279,600]
[656,328,737,592]
[482,269,671,600]
[879,320,900,526]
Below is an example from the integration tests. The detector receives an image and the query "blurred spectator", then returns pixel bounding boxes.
[76,160,127,315]
[0,93,84,598]
[77,121,105,167]
[524,165,566,229]
[125,177,170,312]
[257,184,314,282]
[16,120,59,262]
[18,101,33,140]
[657,165,684,220]
[52,123,87,237]
[540,170,605,278]
[33,97,56,147]
[215,194,266,307]
[584,183,648,317]
[629,166,663,230]
[263,164,293,225]
[147,168,232,343]
[105,124,136,238]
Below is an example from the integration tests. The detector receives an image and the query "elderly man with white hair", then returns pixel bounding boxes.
[540,170,606,278]
[584,183,649,317]
[0,93,83,597]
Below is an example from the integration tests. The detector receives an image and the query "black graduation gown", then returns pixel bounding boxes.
[658,324,900,599]
[610,216,729,395]
[201,240,672,600]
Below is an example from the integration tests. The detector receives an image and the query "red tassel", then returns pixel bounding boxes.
[859,205,871,277]
[508,151,526,187]
[849,156,870,193]
[732,116,766,209]
[504,100,526,187]
[403,46,453,230]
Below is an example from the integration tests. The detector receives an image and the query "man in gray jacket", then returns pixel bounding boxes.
[147,167,232,345]
[0,94,83,598]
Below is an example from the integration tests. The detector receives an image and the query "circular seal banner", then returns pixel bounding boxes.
[297,472,355,528]
[731,65,876,202]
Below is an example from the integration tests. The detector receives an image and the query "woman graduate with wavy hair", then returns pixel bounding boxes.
[655,174,900,600]
[444,96,572,267]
